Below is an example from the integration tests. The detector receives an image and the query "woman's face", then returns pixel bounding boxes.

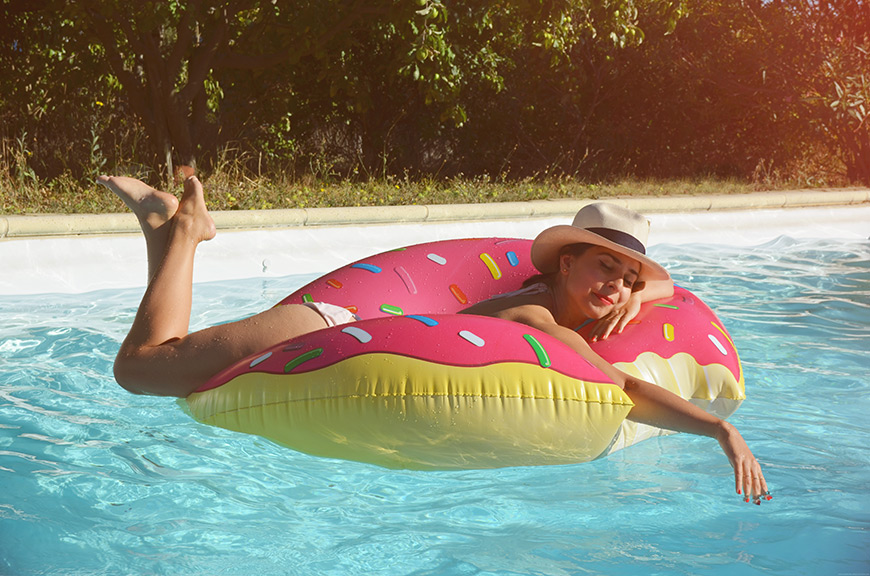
[560,246,640,319]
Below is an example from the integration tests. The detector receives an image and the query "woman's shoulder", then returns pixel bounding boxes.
[486,282,550,301]
[462,288,555,326]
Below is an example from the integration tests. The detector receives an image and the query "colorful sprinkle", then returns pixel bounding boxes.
[341,326,372,344]
[449,284,468,304]
[459,330,485,347]
[663,323,675,342]
[284,348,323,373]
[654,304,680,310]
[326,279,343,289]
[249,352,272,368]
[352,263,382,274]
[380,304,403,316]
[394,266,417,295]
[506,251,520,267]
[407,315,439,327]
[479,253,502,279]
[709,321,742,382]
[523,334,551,368]
[708,334,728,355]
[710,321,736,350]
[302,293,314,303]
[427,253,447,265]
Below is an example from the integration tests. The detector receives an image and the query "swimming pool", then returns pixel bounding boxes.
[1,206,868,575]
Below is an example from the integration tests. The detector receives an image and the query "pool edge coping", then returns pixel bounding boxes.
[2,187,869,239]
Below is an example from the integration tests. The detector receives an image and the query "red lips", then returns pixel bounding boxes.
[593,293,614,305]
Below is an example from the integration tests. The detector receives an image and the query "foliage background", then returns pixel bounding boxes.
[1,0,868,213]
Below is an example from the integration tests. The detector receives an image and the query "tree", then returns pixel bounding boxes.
[3,0,690,181]
[787,0,870,183]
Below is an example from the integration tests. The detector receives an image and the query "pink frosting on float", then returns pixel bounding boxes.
[588,286,741,378]
[196,238,740,393]
[276,238,532,317]
[195,313,612,393]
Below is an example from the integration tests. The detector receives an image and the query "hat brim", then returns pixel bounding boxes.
[530,225,670,282]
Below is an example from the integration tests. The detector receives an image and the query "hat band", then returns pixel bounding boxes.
[587,228,646,255]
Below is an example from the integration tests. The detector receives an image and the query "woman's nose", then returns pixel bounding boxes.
[606,276,628,293]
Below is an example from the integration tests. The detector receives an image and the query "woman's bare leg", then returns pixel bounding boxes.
[113,176,329,397]
[97,175,179,283]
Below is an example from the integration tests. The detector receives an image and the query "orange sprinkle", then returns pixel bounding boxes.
[449,284,468,304]
[326,279,343,289]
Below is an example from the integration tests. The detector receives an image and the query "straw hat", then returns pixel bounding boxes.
[530,203,670,281]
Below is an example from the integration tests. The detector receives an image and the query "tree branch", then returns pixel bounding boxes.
[167,1,198,83]
[214,1,391,71]
[176,6,229,104]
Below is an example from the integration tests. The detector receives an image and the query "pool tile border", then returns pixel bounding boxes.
[1,187,868,239]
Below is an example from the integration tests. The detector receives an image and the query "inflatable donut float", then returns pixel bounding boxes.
[184,238,745,470]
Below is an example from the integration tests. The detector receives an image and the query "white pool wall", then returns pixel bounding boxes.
[2,194,869,296]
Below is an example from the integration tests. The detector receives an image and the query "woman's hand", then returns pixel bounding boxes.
[588,278,675,342]
[588,292,642,341]
[716,421,772,504]
[616,375,772,505]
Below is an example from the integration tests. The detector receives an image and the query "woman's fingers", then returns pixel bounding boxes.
[614,312,631,334]
[734,452,771,505]
[589,313,622,341]
[719,422,771,505]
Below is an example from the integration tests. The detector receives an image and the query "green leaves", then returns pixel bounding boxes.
[8,0,865,186]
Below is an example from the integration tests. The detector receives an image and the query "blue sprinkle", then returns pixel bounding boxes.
[351,263,382,274]
[406,315,439,327]
[506,251,519,266]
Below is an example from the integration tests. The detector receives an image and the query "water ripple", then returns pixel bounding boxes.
[1,243,869,576]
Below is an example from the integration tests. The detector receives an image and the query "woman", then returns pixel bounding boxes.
[100,174,770,504]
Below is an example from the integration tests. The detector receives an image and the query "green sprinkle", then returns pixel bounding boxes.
[284,348,323,373]
[302,293,314,303]
[523,334,551,368]
[380,304,404,316]
[654,304,679,310]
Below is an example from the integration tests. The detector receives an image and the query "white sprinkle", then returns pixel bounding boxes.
[249,352,273,368]
[459,330,485,347]
[342,326,373,344]
[427,253,447,265]
[708,334,728,356]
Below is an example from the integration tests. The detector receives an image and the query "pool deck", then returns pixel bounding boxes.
[3,188,868,296]
[1,187,869,238]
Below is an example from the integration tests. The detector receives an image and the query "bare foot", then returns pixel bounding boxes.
[172,176,216,244]
[98,175,183,283]
[97,175,179,234]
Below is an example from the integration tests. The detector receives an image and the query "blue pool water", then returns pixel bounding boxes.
[1,235,868,575]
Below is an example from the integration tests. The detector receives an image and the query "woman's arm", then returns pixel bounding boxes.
[637,278,676,302]
[536,320,770,504]
[620,375,769,503]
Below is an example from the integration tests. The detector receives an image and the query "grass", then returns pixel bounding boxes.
[1,131,853,215]
[1,168,778,216]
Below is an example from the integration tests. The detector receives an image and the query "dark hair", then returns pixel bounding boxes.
[522,243,592,288]
[521,242,647,292]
